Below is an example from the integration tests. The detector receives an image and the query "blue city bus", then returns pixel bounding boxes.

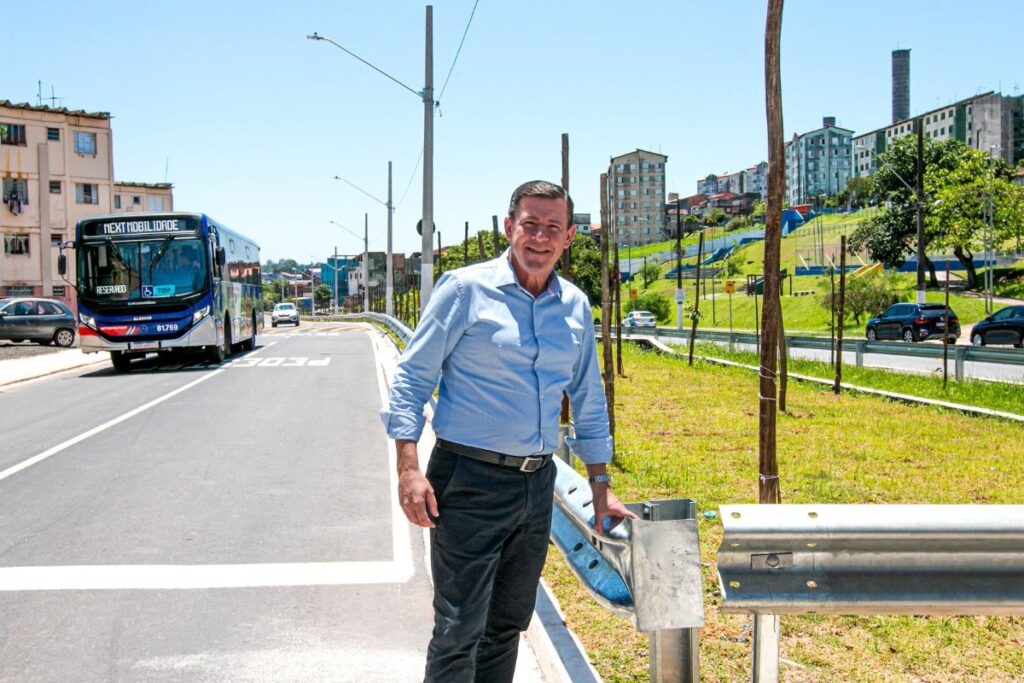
[61,213,262,372]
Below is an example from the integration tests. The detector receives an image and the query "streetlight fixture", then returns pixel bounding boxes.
[308,6,435,312]
[333,166,394,317]
[330,219,369,313]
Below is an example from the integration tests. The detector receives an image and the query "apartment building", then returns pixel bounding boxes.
[697,161,767,199]
[784,116,854,206]
[113,181,173,213]
[853,91,1024,178]
[607,149,668,247]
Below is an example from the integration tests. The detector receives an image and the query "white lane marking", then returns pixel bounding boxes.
[0,562,412,591]
[0,342,276,485]
[370,330,414,579]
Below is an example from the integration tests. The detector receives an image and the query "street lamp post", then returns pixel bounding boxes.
[308,7,435,311]
[330,219,369,313]
[333,164,394,316]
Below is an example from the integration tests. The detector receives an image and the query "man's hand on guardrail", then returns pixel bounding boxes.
[592,484,638,534]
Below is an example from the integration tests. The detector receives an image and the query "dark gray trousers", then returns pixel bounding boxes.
[423,444,556,683]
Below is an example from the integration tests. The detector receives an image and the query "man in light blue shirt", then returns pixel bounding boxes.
[381,180,635,682]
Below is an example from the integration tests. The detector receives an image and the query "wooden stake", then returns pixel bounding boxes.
[778,303,788,413]
[943,258,951,388]
[833,236,847,394]
[688,233,705,366]
[599,174,615,452]
[614,238,623,376]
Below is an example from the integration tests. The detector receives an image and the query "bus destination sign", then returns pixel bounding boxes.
[82,217,198,237]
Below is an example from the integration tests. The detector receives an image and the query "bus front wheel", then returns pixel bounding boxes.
[207,318,231,364]
[110,351,132,373]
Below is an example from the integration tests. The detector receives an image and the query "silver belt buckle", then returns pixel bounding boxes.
[519,456,544,473]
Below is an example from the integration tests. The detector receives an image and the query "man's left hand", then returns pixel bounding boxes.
[591,484,638,535]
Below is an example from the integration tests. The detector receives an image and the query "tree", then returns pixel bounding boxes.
[721,253,744,278]
[567,234,602,304]
[707,208,727,226]
[628,291,671,322]
[820,271,899,325]
[640,261,661,286]
[751,201,767,221]
[927,146,1021,288]
[683,214,701,232]
[725,215,750,232]
[314,284,333,310]
[842,176,871,209]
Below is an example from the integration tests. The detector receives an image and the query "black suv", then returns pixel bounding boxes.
[970,305,1024,347]
[865,303,960,343]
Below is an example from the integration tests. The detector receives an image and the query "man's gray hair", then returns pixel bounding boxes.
[507,180,571,223]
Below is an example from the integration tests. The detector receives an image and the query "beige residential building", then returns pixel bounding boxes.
[1,101,113,303]
[113,181,174,213]
[1,100,173,306]
[607,149,668,247]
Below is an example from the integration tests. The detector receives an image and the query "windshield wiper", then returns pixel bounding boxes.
[104,238,132,276]
[149,236,174,273]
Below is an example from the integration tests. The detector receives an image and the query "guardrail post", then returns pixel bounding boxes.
[955,346,966,382]
[645,499,699,683]
[752,614,780,682]
[729,334,737,353]
[855,341,864,368]
[555,422,574,467]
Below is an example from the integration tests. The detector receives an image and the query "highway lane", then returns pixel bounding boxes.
[0,323,437,681]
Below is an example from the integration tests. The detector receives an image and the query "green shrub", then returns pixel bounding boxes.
[628,292,671,322]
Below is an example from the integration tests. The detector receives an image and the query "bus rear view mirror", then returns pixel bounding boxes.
[57,254,67,276]
[216,247,226,266]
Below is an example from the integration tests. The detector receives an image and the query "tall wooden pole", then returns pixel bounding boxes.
[688,232,705,366]
[599,174,615,452]
[560,133,573,280]
[759,0,784,506]
[492,215,500,256]
[833,236,846,394]
[614,238,623,376]
[464,221,469,266]
[777,304,788,413]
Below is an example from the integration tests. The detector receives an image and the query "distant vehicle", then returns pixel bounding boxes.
[865,303,959,344]
[0,298,76,347]
[272,303,300,327]
[65,213,263,372]
[623,310,657,328]
[970,305,1024,347]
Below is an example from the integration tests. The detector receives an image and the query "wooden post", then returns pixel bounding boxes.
[943,258,951,388]
[477,231,485,261]
[614,238,624,376]
[599,173,615,451]
[560,132,573,281]
[778,303,788,413]
[830,260,836,367]
[492,215,500,256]
[759,0,784,507]
[833,236,847,394]
[688,232,705,366]
[464,221,469,266]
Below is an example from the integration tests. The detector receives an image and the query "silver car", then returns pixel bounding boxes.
[271,302,300,327]
[0,297,77,347]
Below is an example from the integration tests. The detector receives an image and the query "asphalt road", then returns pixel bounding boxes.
[0,323,437,682]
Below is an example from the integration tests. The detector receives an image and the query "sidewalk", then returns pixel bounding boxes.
[0,349,107,390]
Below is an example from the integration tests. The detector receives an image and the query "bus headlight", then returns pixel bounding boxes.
[79,313,97,329]
[193,305,210,324]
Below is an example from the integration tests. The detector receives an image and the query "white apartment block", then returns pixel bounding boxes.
[608,149,668,247]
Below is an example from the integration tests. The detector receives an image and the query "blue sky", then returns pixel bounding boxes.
[8,1,1023,261]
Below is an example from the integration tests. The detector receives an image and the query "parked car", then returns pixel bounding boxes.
[0,297,77,347]
[623,310,657,328]
[865,303,959,343]
[969,305,1024,347]
[271,302,300,327]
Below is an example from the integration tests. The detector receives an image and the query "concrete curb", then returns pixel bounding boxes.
[0,350,108,391]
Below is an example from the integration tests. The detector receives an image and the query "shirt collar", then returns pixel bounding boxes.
[496,249,563,299]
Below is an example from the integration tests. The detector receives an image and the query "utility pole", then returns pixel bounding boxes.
[492,215,500,255]
[464,221,469,266]
[675,199,683,330]
[420,5,435,309]
[915,119,926,304]
[333,246,339,314]
[386,161,394,317]
[363,213,369,313]
[561,133,572,280]
[599,173,614,452]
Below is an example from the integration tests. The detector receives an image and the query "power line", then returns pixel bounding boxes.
[396,148,424,208]
[437,0,480,104]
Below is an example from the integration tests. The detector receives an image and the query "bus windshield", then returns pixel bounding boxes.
[79,238,208,301]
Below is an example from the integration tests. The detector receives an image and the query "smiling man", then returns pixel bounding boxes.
[381,180,635,682]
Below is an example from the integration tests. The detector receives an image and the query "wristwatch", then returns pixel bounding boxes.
[588,473,612,485]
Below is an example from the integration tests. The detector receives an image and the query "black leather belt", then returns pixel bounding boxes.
[436,439,552,473]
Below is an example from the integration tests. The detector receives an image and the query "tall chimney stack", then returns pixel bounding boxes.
[892,49,910,123]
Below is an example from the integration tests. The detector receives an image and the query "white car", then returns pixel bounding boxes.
[624,310,657,328]
[271,302,300,327]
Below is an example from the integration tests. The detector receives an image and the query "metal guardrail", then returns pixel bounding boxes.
[716,504,1024,682]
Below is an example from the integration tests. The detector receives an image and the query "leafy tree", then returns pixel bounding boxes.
[721,253,744,278]
[566,234,603,305]
[926,146,1022,288]
[683,214,701,232]
[842,176,871,208]
[314,284,333,310]
[628,291,671,322]
[725,215,750,232]
[820,271,900,325]
[751,201,767,220]
[640,260,661,286]
[707,208,727,226]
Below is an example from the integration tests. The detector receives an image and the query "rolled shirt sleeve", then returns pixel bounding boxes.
[380,273,466,441]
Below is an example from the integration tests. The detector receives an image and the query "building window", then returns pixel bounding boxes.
[132,196,141,205]
[51,234,63,247]
[1,124,27,146]
[6,285,33,296]
[47,127,61,141]
[53,285,66,298]
[74,131,97,155]
[4,235,30,255]
[76,183,99,204]
[49,181,62,194]
[114,195,121,209]
[3,178,30,209]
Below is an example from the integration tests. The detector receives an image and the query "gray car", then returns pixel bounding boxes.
[0,297,77,347]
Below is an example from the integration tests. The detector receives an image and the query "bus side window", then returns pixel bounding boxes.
[210,239,221,278]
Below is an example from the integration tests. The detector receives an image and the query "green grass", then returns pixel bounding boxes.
[691,341,1024,415]
[543,344,1024,682]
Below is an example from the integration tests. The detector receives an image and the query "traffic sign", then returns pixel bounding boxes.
[725,280,735,294]
[675,288,686,303]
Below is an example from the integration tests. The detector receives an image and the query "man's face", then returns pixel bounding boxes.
[504,196,575,286]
